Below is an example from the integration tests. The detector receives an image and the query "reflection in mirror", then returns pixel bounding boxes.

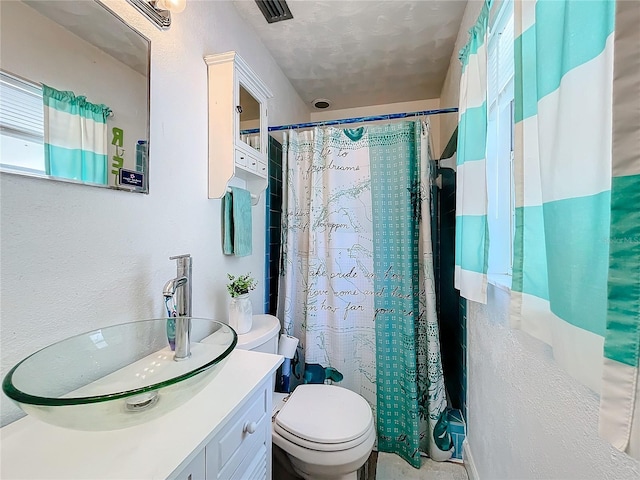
[239,84,260,152]
[0,0,150,193]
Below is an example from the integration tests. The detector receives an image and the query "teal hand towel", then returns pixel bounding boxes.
[223,187,252,256]
[223,191,233,255]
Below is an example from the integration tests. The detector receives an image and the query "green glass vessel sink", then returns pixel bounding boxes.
[2,318,237,431]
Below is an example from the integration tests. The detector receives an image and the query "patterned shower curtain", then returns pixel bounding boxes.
[43,84,111,184]
[512,0,638,460]
[281,121,453,467]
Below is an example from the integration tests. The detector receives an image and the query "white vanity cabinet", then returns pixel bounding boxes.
[0,349,283,480]
[169,379,272,480]
[172,449,206,480]
[204,51,273,205]
[204,382,270,480]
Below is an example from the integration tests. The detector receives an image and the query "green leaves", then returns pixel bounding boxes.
[226,273,257,298]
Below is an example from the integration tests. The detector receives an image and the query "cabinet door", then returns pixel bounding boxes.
[173,449,206,480]
[230,443,267,480]
[205,385,270,480]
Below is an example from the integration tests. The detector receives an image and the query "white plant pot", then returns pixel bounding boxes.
[229,294,252,334]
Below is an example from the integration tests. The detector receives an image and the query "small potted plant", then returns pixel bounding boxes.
[226,273,256,334]
[226,273,257,298]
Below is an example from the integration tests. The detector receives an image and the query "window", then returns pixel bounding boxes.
[0,71,45,174]
[486,1,515,287]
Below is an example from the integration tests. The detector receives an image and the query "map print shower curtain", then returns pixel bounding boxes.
[281,121,453,467]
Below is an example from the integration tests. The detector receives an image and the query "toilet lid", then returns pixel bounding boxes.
[275,384,372,445]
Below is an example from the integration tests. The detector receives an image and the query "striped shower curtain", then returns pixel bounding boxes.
[455,0,492,304]
[512,0,639,459]
[43,84,111,184]
[600,0,640,459]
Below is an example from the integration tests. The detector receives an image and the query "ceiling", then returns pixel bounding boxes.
[232,0,468,112]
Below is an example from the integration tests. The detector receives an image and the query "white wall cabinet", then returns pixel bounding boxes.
[204,51,273,205]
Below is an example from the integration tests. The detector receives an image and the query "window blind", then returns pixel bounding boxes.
[0,71,44,143]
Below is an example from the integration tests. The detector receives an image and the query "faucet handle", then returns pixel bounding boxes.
[169,254,191,261]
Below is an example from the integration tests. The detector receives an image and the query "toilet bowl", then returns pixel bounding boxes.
[235,315,375,480]
[272,383,376,480]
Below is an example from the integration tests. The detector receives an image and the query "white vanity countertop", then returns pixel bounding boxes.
[0,349,283,480]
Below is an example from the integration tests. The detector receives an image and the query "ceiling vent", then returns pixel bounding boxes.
[255,0,294,23]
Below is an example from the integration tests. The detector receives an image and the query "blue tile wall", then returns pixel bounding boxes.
[265,136,283,315]
[435,167,466,414]
[460,296,468,421]
[435,163,468,445]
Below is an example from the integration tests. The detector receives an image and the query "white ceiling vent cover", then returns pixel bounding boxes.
[255,0,293,23]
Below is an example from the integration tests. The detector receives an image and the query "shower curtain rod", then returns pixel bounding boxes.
[244,107,458,134]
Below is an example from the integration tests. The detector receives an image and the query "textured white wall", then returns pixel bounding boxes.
[467,286,640,479]
[0,0,309,426]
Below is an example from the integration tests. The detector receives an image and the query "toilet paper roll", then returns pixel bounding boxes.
[278,334,299,359]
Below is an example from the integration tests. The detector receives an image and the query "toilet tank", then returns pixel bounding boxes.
[235,314,280,354]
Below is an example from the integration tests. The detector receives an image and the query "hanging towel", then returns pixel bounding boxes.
[223,191,234,255]
[223,187,252,257]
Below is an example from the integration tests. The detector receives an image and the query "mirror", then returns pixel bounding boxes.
[238,83,261,152]
[0,0,150,193]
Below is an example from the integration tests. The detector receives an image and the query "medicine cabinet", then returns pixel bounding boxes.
[204,51,273,204]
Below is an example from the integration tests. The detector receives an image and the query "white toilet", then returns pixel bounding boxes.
[235,314,376,480]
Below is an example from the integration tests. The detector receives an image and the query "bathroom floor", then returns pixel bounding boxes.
[375,452,469,480]
[273,448,469,480]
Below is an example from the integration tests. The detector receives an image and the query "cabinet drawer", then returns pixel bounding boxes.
[235,150,248,168]
[206,386,268,479]
[257,161,268,178]
[245,156,259,172]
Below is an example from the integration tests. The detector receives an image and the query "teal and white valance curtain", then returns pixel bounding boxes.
[43,84,111,184]
[281,121,453,467]
[455,0,492,304]
[512,0,639,459]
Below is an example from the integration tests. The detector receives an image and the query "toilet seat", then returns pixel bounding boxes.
[274,418,375,452]
[273,384,373,452]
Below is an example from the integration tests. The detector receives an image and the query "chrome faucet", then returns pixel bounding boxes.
[163,254,192,361]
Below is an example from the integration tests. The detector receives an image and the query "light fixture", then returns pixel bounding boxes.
[313,98,331,109]
[126,0,186,30]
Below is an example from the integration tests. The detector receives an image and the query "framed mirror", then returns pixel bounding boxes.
[238,83,261,152]
[0,0,151,193]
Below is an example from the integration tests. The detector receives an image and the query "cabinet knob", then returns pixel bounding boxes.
[243,421,257,434]
[236,105,243,114]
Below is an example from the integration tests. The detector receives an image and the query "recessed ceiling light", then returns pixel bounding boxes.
[313,98,331,109]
